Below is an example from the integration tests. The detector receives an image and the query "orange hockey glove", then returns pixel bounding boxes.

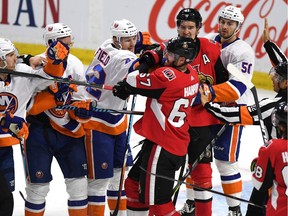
[44,40,70,77]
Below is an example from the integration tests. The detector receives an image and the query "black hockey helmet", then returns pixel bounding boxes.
[176,8,203,28]
[269,61,288,83]
[166,36,199,63]
[275,61,287,79]
[272,101,287,127]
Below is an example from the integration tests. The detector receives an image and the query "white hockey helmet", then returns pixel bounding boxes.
[218,6,244,27]
[43,23,73,46]
[0,38,16,68]
[110,19,137,39]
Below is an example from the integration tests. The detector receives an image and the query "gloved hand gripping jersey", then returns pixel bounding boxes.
[0,112,29,140]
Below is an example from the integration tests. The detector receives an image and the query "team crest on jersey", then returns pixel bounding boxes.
[163,68,176,81]
[48,108,66,118]
[0,93,18,113]
[192,64,214,84]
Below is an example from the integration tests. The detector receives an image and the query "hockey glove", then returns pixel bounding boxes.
[134,31,152,55]
[250,157,258,172]
[49,77,77,106]
[69,100,97,123]
[44,40,70,77]
[0,112,29,140]
[112,80,132,100]
[139,49,163,67]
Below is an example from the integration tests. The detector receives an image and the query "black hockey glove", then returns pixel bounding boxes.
[112,80,132,100]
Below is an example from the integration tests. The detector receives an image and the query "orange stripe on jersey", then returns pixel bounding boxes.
[229,125,240,161]
[49,120,85,138]
[0,135,20,147]
[84,116,128,136]
[222,180,242,194]
[85,130,95,179]
[213,82,240,103]
[240,106,253,125]
[28,91,57,115]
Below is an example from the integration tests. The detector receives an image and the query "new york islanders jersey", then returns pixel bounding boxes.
[205,33,255,105]
[126,65,199,156]
[27,53,86,138]
[252,139,288,215]
[0,63,55,146]
[84,39,138,135]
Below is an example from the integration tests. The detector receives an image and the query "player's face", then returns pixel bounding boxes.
[120,36,137,53]
[177,21,198,40]
[270,72,287,93]
[4,51,17,70]
[218,18,238,40]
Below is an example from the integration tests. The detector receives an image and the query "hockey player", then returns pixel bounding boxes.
[113,36,200,216]
[203,6,255,215]
[0,37,69,216]
[251,102,287,216]
[175,8,229,216]
[24,23,89,216]
[83,19,138,216]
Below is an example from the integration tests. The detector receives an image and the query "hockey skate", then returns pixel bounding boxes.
[227,205,242,216]
[178,199,195,216]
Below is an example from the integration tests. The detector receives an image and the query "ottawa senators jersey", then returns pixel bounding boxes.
[252,139,288,215]
[126,65,199,156]
[188,37,225,127]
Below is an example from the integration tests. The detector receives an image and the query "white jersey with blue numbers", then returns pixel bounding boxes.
[205,33,255,105]
[84,38,138,135]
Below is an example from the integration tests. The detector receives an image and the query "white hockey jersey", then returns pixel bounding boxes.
[84,39,138,135]
[205,33,255,105]
[27,53,87,138]
[0,63,54,146]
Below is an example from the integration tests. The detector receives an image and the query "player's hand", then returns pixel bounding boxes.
[29,56,47,69]
[0,112,29,140]
[139,49,163,67]
[262,18,270,43]
[69,100,96,123]
[199,83,216,105]
[49,77,77,106]
[112,80,131,100]
[135,31,152,54]
[44,41,70,77]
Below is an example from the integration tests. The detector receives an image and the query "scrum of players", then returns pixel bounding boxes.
[0,5,286,216]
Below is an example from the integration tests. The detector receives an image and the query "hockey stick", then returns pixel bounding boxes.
[55,104,144,115]
[0,68,113,90]
[227,63,268,143]
[111,94,137,216]
[139,166,266,209]
[172,124,228,199]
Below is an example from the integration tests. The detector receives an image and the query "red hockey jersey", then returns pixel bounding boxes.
[126,65,199,156]
[252,139,288,215]
[188,37,224,126]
